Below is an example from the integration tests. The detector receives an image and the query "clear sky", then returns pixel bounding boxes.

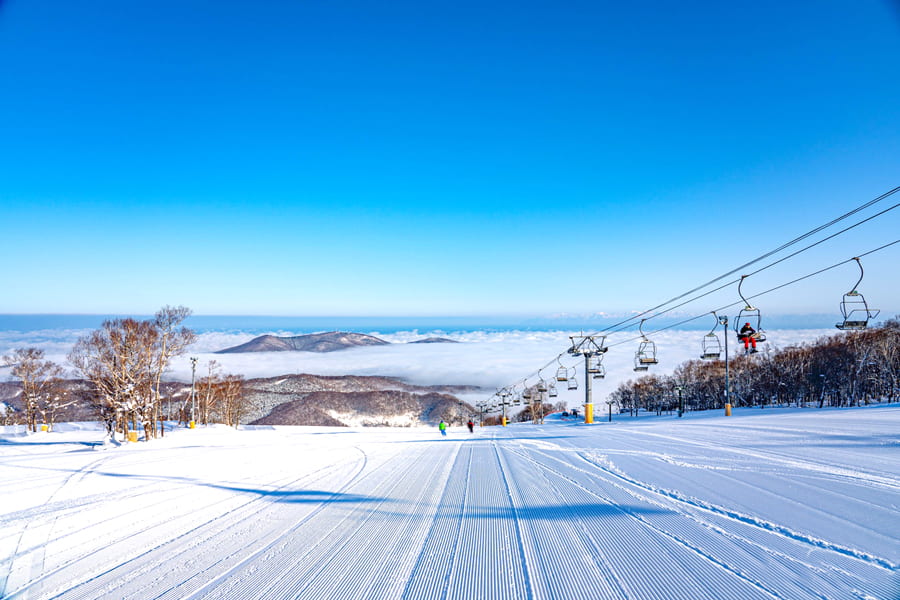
[1,0,898,317]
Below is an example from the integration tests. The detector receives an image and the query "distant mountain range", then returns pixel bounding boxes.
[217,332,387,353]
[0,374,481,427]
[216,331,458,353]
[408,337,459,344]
[246,374,475,427]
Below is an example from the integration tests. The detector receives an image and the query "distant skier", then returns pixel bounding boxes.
[466,420,474,433]
[438,420,447,436]
[739,322,758,353]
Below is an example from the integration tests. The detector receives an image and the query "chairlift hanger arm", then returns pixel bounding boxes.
[638,318,650,340]
[847,256,864,294]
[738,275,755,310]
[708,311,720,336]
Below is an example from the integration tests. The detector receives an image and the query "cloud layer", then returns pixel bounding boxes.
[1,327,838,407]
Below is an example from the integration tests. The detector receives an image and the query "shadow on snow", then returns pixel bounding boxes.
[465,502,672,521]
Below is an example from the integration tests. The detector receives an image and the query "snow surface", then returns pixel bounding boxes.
[1,406,898,600]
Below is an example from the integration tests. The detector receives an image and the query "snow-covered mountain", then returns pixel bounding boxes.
[216,331,390,353]
[243,374,478,426]
[0,374,481,428]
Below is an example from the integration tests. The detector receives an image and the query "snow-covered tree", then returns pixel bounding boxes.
[150,306,195,436]
[2,348,66,432]
[69,307,195,440]
[607,318,900,412]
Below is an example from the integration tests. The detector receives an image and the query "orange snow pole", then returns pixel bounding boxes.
[584,403,594,424]
[725,403,732,417]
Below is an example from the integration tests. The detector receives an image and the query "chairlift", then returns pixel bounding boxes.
[548,381,559,397]
[555,358,569,382]
[634,319,659,372]
[587,354,606,378]
[836,257,880,330]
[700,312,722,360]
[536,371,548,393]
[567,368,578,390]
[733,275,767,344]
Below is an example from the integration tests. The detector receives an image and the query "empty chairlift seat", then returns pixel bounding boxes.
[836,259,880,330]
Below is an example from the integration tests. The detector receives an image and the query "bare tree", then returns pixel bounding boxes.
[606,319,900,414]
[197,359,221,425]
[38,382,76,431]
[151,306,195,436]
[220,374,247,427]
[1,402,19,426]
[69,309,195,441]
[2,348,65,432]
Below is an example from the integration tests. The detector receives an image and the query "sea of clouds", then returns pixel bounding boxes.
[0,327,838,407]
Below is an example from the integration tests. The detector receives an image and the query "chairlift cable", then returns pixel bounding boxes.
[591,187,899,336]
[602,239,900,350]
[539,193,899,370]
[596,199,899,337]
[739,201,900,283]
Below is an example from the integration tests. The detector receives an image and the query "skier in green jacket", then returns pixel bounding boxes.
[438,420,447,436]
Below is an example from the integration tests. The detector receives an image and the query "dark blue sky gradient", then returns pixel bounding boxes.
[1,1,898,316]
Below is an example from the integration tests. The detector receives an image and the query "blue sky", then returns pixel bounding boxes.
[1,0,898,317]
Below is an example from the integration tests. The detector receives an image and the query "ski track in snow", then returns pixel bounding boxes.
[511,442,871,599]
[1,406,899,600]
[8,454,364,599]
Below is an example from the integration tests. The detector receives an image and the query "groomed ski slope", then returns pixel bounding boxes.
[1,406,898,600]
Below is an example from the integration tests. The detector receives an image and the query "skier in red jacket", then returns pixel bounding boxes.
[739,322,758,353]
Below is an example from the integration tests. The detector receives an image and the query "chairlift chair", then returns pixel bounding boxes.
[734,310,766,343]
[636,342,659,365]
[701,333,722,360]
[567,369,579,390]
[733,275,767,344]
[837,293,880,330]
[548,382,559,397]
[592,364,606,379]
[836,258,880,330]
[700,312,722,360]
[555,364,568,382]
[633,319,659,371]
